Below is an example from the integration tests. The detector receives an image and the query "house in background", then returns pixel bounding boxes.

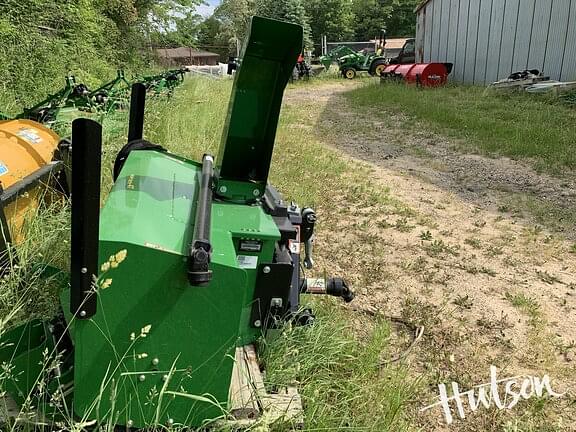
[415,0,576,84]
[155,48,220,67]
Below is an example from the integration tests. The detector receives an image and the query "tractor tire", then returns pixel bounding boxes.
[342,68,356,79]
[370,59,388,77]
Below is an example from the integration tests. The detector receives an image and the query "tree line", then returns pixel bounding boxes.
[154,0,421,56]
[0,0,205,108]
[0,0,418,108]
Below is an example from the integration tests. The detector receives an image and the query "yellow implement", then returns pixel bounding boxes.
[0,119,61,246]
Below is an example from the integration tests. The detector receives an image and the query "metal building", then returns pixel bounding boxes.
[415,0,576,84]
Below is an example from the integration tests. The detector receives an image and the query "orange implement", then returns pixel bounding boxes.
[0,120,61,244]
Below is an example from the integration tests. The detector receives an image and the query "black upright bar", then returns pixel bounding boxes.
[70,119,102,319]
[188,154,214,286]
[0,199,12,273]
[128,83,146,142]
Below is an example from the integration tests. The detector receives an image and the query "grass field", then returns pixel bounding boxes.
[146,78,420,431]
[3,75,576,431]
[0,78,420,431]
[346,82,576,175]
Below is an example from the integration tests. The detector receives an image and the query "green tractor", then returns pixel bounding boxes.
[319,45,357,71]
[338,29,388,79]
[338,51,388,79]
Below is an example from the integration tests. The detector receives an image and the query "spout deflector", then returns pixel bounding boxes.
[216,16,303,201]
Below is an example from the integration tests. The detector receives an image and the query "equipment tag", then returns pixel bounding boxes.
[289,225,301,254]
[288,239,300,254]
[237,255,258,269]
[0,162,7,176]
[306,278,326,294]
[239,239,262,252]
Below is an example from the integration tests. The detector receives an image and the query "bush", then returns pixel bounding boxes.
[0,0,149,114]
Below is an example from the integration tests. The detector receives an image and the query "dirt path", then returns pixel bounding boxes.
[289,82,576,238]
[285,81,576,431]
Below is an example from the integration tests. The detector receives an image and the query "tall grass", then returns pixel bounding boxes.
[0,77,418,431]
[345,82,576,174]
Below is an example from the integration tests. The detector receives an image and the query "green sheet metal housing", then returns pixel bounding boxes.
[71,150,280,427]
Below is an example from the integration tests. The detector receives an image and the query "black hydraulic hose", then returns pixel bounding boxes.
[188,154,214,286]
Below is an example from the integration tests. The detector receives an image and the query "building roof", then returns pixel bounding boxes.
[386,38,412,49]
[415,0,432,12]
[369,38,412,49]
[156,47,220,59]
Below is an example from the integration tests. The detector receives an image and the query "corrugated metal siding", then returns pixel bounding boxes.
[446,0,460,65]
[416,8,426,62]
[454,0,469,81]
[499,0,520,77]
[438,0,450,60]
[424,3,433,62]
[431,0,442,60]
[464,0,481,82]
[415,0,576,84]
[485,0,504,83]
[545,0,571,80]
[528,1,553,71]
[512,0,535,72]
[562,1,576,80]
[474,0,492,84]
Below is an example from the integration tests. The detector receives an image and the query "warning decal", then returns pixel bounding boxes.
[0,162,8,176]
[237,255,258,269]
[17,128,42,144]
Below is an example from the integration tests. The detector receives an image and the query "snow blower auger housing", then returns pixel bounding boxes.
[0,16,353,429]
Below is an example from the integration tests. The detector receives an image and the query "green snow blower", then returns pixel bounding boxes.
[0,16,353,429]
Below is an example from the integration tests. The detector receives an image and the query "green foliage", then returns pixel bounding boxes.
[137,0,202,30]
[255,0,313,48]
[352,0,419,40]
[304,0,355,44]
[352,0,392,40]
[213,0,314,53]
[0,0,149,112]
[197,16,234,59]
[262,309,416,430]
[198,0,419,55]
[150,12,203,47]
[384,0,421,36]
[214,0,255,49]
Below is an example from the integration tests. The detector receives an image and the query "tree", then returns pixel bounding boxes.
[255,0,313,49]
[352,0,419,40]
[173,12,202,46]
[214,0,255,49]
[197,16,221,47]
[384,0,420,37]
[197,16,232,58]
[304,0,355,45]
[352,0,392,41]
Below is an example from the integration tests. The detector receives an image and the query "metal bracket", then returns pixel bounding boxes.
[250,263,293,328]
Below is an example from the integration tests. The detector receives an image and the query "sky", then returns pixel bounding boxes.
[196,0,220,17]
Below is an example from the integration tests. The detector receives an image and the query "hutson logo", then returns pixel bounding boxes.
[420,366,565,425]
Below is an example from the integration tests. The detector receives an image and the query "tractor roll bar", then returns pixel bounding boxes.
[188,154,214,286]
